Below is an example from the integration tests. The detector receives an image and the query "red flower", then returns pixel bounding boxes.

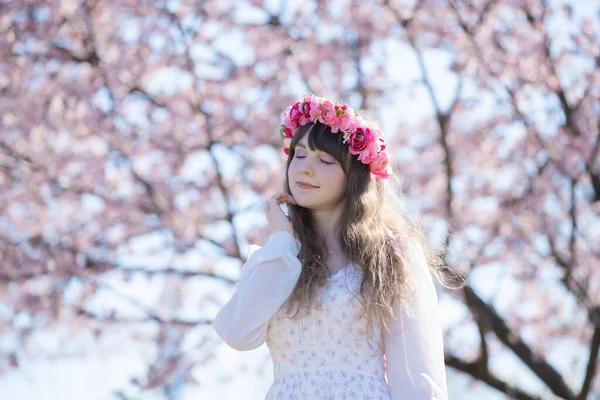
[348,127,374,155]
[289,102,303,128]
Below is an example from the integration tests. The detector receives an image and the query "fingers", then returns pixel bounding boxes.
[284,194,297,205]
[269,194,281,208]
[272,192,297,206]
[265,193,295,233]
[265,193,296,220]
[265,193,283,215]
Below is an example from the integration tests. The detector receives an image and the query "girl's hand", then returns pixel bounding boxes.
[264,192,297,236]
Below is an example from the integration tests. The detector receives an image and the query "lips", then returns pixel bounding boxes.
[297,181,318,188]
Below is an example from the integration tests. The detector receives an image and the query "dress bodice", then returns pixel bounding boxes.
[214,230,448,400]
[265,263,391,398]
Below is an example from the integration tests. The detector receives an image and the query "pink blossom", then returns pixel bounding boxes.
[288,102,303,128]
[348,127,375,156]
[370,152,391,179]
[336,105,356,133]
[299,97,313,125]
[317,100,337,128]
[283,117,296,132]
[307,96,321,120]
[355,129,385,164]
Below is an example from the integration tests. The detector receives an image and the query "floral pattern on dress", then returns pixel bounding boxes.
[265,264,392,400]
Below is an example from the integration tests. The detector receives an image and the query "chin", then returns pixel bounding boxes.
[291,195,313,209]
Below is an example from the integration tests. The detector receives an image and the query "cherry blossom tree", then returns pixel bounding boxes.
[0,0,598,398]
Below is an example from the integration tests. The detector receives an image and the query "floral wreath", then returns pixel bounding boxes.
[280,94,392,180]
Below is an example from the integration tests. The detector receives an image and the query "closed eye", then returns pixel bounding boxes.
[295,155,334,165]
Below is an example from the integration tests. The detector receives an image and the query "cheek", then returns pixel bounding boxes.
[287,160,297,174]
[323,167,345,191]
[325,164,344,178]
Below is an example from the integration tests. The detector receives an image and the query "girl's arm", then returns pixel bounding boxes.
[213,230,302,351]
[384,241,448,400]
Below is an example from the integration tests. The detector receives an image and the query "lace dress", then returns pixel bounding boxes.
[214,230,448,400]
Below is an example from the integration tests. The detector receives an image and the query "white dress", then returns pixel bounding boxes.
[214,230,448,400]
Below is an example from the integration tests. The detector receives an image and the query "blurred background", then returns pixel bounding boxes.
[0,0,599,399]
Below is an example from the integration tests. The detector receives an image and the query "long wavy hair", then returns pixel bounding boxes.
[280,120,462,355]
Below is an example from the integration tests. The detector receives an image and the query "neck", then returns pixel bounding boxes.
[312,209,340,239]
[311,206,344,255]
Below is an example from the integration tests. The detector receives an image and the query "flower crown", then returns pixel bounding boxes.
[280,94,392,180]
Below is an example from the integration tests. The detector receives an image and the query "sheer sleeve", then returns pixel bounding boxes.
[384,240,448,400]
[213,230,302,351]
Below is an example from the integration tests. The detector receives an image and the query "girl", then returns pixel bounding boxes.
[214,94,458,399]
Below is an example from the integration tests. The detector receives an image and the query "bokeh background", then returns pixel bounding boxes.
[1,0,599,399]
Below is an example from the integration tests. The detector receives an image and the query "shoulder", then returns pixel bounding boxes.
[387,230,420,258]
[389,234,430,281]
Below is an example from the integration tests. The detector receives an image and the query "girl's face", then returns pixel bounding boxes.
[288,134,346,210]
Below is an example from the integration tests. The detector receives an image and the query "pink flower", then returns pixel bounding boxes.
[336,108,355,133]
[317,100,337,128]
[348,127,375,156]
[303,95,320,120]
[348,116,362,136]
[283,117,295,132]
[356,129,385,164]
[370,152,391,179]
[335,103,348,114]
[299,98,313,125]
[288,102,303,128]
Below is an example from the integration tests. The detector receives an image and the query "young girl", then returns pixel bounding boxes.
[214,94,454,399]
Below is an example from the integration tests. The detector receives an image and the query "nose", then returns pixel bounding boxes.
[301,166,313,176]
[297,158,314,176]
[296,156,314,176]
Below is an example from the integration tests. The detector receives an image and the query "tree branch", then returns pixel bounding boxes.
[464,285,577,399]
[577,318,600,400]
[74,307,211,328]
[116,266,237,284]
[445,354,543,400]
[520,4,581,138]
